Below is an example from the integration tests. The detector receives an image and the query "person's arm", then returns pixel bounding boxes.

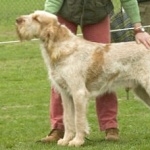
[121,0,141,25]
[44,0,63,14]
[121,0,150,49]
[121,0,142,32]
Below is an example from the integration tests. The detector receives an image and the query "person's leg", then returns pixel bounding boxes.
[82,16,111,43]
[40,16,78,143]
[82,16,119,140]
[96,93,118,140]
[50,88,64,129]
[40,87,64,143]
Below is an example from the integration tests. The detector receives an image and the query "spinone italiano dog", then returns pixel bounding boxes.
[16,10,150,147]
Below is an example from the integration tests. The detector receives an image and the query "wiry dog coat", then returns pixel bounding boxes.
[16,11,150,147]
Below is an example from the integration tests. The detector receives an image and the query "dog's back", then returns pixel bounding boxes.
[50,39,150,96]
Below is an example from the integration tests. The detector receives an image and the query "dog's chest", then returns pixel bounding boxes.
[41,44,70,90]
[50,68,70,92]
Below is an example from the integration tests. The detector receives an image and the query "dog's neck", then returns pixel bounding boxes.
[53,23,64,41]
[40,22,76,65]
[55,24,74,42]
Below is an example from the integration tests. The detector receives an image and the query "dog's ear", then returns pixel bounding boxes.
[32,14,49,25]
[32,11,59,41]
[32,11,58,25]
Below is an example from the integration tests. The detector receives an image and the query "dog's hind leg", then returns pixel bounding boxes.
[68,87,90,147]
[134,83,150,107]
[133,64,150,107]
[133,71,150,107]
[57,90,75,146]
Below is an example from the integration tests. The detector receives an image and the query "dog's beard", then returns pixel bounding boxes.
[16,27,24,41]
[16,26,34,41]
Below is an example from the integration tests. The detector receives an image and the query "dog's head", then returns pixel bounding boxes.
[16,10,59,41]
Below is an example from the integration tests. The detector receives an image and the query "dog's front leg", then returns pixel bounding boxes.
[57,90,75,146]
[68,88,89,147]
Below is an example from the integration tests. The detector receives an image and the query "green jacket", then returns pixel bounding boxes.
[44,0,141,24]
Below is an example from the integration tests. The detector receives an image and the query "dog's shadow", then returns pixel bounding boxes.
[84,133,150,149]
[36,135,150,149]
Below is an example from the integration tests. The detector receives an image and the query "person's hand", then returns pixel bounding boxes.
[135,32,150,50]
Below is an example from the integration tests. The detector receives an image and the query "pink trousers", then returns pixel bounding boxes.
[50,16,118,131]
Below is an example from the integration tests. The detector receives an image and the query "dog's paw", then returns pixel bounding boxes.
[57,139,69,146]
[68,138,84,147]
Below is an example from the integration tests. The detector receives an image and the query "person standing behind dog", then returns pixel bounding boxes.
[39,0,150,143]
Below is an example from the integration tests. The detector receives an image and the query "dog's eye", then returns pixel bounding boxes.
[16,18,25,24]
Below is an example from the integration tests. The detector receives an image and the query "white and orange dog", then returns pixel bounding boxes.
[16,11,150,147]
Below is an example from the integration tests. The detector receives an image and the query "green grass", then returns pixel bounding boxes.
[0,0,45,41]
[1,39,150,150]
[1,1,150,150]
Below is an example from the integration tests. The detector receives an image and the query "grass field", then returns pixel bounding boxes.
[1,1,150,150]
[0,0,45,41]
[1,44,150,150]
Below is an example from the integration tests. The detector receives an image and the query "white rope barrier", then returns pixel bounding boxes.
[0,25,150,45]
[0,40,20,44]
[0,39,38,45]
[110,25,150,33]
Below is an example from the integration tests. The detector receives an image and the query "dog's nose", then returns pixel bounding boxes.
[16,17,23,24]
